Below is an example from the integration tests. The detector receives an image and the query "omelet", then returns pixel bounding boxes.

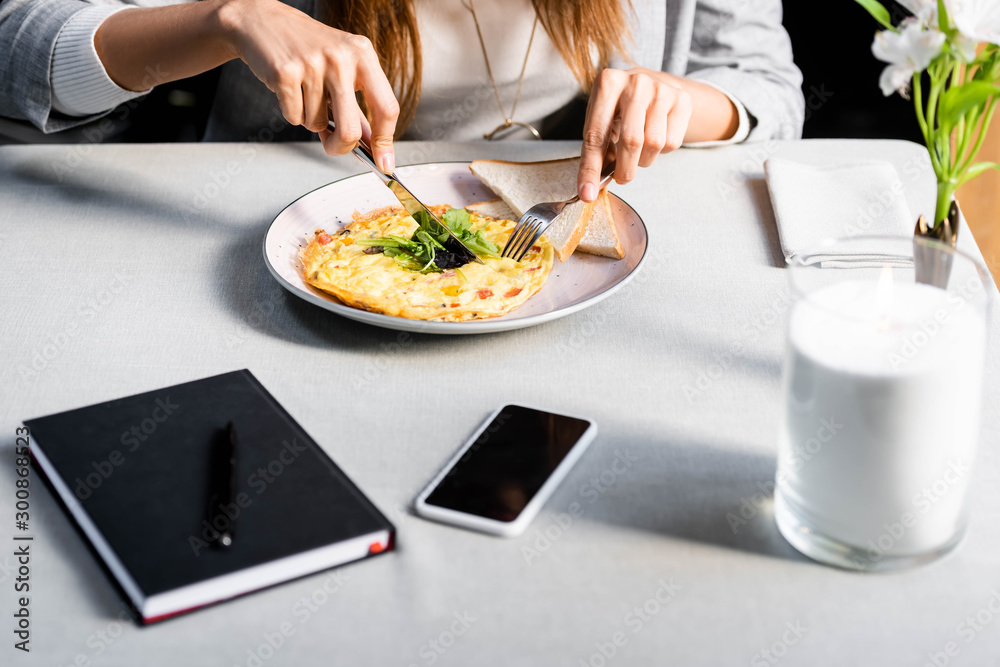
[300,205,553,321]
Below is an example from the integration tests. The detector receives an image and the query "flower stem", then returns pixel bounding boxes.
[927,64,948,172]
[957,97,997,175]
[913,74,930,144]
[935,178,957,226]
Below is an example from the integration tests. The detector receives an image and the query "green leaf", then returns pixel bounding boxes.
[937,0,950,32]
[442,207,472,233]
[459,229,501,258]
[959,161,1000,185]
[937,81,1000,131]
[362,206,503,271]
[854,0,894,29]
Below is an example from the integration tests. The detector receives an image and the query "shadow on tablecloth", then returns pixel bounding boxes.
[555,430,808,564]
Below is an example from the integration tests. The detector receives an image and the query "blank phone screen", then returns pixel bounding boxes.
[424,405,591,522]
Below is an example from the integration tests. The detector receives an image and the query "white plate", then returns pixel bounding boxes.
[263,162,648,334]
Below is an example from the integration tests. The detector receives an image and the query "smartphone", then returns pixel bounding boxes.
[414,404,597,537]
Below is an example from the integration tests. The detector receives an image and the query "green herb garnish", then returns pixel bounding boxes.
[356,207,501,273]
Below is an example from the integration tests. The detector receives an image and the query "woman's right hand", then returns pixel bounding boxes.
[217,0,400,172]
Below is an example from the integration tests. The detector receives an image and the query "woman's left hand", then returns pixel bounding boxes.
[577,68,692,202]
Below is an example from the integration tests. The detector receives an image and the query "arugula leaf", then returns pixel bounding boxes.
[356,206,502,272]
[411,209,450,245]
[444,208,500,258]
[358,234,442,273]
[459,229,501,258]
[443,207,472,234]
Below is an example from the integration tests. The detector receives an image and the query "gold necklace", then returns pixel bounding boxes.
[467,0,542,140]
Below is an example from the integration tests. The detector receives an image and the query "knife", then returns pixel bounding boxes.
[328,121,484,265]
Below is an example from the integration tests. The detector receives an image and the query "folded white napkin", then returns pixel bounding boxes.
[764,158,915,268]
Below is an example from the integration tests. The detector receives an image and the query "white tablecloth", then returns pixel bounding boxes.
[1,139,998,666]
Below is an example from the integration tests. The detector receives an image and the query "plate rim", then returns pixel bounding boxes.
[262,160,649,334]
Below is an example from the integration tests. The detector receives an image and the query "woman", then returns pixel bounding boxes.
[0,0,803,202]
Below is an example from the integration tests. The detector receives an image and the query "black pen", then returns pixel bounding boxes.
[213,421,238,548]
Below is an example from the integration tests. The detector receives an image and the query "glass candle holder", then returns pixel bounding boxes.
[774,236,993,571]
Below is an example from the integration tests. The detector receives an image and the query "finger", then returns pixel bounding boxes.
[609,115,621,145]
[638,87,671,168]
[354,38,400,174]
[301,75,327,134]
[318,125,335,149]
[278,84,305,130]
[613,75,655,184]
[578,69,626,202]
[273,64,305,128]
[323,82,364,156]
[604,141,616,169]
[360,114,373,144]
[663,89,692,154]
[324,112,371,143]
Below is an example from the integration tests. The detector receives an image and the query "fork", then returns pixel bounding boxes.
[501,161,617,261]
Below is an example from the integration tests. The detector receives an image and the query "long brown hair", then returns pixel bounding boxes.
[323,0,633,136]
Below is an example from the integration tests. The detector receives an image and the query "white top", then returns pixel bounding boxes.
[49,0,749,145]
[50,5,152,116]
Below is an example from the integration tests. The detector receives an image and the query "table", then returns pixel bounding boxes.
[2,139,998,666]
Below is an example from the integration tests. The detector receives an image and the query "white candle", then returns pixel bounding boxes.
[777,272,987,566]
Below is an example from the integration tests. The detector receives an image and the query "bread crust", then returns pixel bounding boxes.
[470,157,579,169]
[577,190,624,259]
[552,199,594,261]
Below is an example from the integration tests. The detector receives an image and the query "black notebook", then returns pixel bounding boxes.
[25,370,394,623]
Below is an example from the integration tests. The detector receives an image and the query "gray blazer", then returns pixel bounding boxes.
[0,0,804,142]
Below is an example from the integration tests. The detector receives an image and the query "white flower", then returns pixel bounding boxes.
[872,21,947,96]
[897,0,940,27]
[947,0,1000,45]
[897,0,988,61]
[897,0,935,12]
[952,32,980,61]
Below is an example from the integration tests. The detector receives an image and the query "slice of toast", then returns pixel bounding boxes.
[466,199,517,220]
[468,194,623,259]
[576,189,624,259]
[469,157,624,261]
[470,158,593,262]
